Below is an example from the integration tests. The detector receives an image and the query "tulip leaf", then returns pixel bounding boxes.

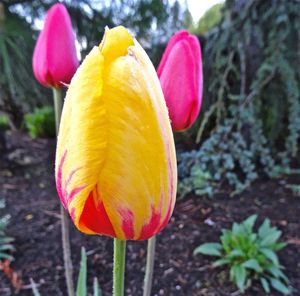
[76,247,87,296]
[93,277,102,296]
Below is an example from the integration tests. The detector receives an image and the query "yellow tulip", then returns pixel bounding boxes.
[55,26,177,240]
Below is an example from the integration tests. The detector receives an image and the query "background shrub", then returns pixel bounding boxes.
[24,106,55,139]
[179,0,300,197]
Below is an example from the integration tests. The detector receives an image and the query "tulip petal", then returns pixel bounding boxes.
[56,26,177,240]
[33,4,79,88]
[157,30,203,131]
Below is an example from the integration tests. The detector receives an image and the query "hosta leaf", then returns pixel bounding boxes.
[242,259,262,273]
[260,230,282,246]
[260,277,270,293]
[0,244,15,251]
[258,219,271,238]
[0,252,14,261]
[226,249,245,258]
[0,237,14,244]
[268,266,289,282]
[273,242,286,251]
[270,278,290,295]
[193,243,222,256]
[233,265,247,292]
[260,248,279,265]
[213,258,230,267]
[243,215,257,231]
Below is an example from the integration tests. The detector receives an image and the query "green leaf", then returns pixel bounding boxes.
[193,243,222,256]
[258,219,271,238]
[93,278,102,296]
[270,278,290,295]
[212,258,230,267]
[0,252,14,261]
[76,247,87,296]
[0,237,14,244]
[273,242,286,251]
[221,230,232,253]
[260,248,279,265]
[232,223,242,235]
[226,249,245,259]
[260,230,282,246]
[260,277,270,293]
[242,259,263,273]
[268,266,289,282]
[0,244,14,251]
[233,265,247,292]
[243,215,257,231]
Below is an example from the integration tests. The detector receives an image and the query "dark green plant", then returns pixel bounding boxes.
[24,106,55,139]
[178,0,300,197]
[194,215,290,294]
[0,114,9,129]
[0,199,14,262]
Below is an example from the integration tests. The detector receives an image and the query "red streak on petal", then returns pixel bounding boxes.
[158,203,173,233]
[119,208,134,240]
[56,150,67,208]
[64,167,81,195]
[67,186,86,203]
[139,206,161,240]
[79,191,115,237]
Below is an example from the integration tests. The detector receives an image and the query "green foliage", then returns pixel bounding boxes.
[0,3,47,128]
[190,3,223,35]
[0,114,9,129]
[24,106,55,139]
[194,215,290,294]
[179,0,300,197]
[0,199,14,262]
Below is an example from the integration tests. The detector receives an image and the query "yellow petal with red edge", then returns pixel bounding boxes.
[55,26,177,240]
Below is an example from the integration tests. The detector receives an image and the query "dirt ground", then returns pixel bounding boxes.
[0,131,299,296]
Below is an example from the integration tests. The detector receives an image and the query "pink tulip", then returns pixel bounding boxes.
[32,4,79,88]
[157,30,203,131]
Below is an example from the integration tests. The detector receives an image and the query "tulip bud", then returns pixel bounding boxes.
[157,31,203,131]
[32,4,79,88]
[55,26,177,240]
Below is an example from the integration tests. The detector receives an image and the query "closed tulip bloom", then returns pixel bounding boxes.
[55,26,177,240]
[32,3,79,88]
[157,31,203,131]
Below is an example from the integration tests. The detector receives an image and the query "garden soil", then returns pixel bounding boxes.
[0,131,299,296]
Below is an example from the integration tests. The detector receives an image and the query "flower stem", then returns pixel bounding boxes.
[52,87,75,296]
[143,236,156,296]
[113,238,126,296]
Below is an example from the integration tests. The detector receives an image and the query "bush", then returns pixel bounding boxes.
[179,0,300,197]
[24,106,56,139]
[194,215,290,294]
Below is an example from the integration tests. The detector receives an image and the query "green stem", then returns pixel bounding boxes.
[143,236,156,296]
[113,238,126,296]
[52,87,63,134]
[52,87,75,296]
